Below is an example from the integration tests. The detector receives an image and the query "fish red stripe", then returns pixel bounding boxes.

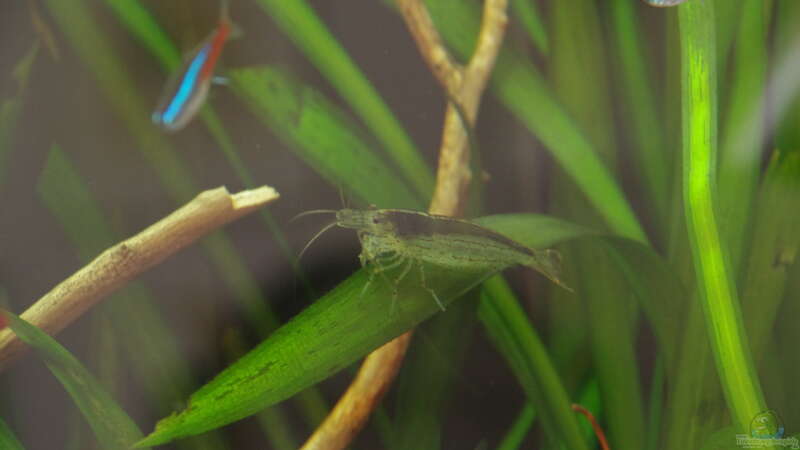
[200,20,230,80]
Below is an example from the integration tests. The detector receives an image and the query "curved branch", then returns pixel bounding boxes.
[300,1,509,449]
[396,0,463,98]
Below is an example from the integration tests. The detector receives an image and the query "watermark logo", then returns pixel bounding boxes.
[736,410,798,448]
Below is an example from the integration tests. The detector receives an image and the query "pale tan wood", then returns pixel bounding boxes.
[0,185,279,369]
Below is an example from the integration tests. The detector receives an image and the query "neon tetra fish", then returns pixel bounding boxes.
[152,0,237,131]
[298,208,569,311]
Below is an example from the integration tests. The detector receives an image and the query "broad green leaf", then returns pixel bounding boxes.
[0,417,25,450]
[137,213,681,447]
[135,214,588,446]
[229,65,421,209]
[1,310,144,450]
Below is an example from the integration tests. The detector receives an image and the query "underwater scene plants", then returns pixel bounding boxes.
[1,0,799,449]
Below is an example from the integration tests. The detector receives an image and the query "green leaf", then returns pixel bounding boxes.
[678,0,766,433]
[717,0,768,273]
[229,65,421,209]
[1,310,144,450]
[740,150,800,361]
[510,0,549,55]
[254,0,434,200]
[138,212,681,447]
[0,417,25,450]
[479,277,589,450]
[609,0,671,238]
[135,214,586,446]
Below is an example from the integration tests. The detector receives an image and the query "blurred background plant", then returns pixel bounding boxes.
[0,0,798,449]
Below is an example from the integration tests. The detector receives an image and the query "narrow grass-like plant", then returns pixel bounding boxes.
[4,1,800,449]
[678,0,766,433]
[1,309,144,449]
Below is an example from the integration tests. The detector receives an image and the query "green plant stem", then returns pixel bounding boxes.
[678,0,766,433]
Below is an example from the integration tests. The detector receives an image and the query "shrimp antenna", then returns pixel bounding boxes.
[298,221,339,262]
[290,209,337,223]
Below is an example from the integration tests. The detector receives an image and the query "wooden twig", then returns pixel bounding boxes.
[300,2,508,449]
[0,186,279,369]
[299,332,413,450]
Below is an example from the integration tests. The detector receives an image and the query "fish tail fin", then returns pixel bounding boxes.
[528,249,573,292]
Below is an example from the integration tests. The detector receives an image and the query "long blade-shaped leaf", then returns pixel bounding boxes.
[229,65,421,209]
[1,310,144,450]
[717,0,768,273]
[137,213,681,447]
[678,0,766,432]
[740,150,800,361]
[479,277,589,450]
[254,0,433,200]
[135,215,590,446]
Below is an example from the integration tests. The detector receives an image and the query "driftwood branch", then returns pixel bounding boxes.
[300,2,508,448]
[0,186,279,369]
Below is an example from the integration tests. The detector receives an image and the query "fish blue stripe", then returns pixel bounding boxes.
[161,44,212,126]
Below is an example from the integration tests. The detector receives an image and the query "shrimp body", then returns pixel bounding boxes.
[333,209,567,302]
[300,208,567,310]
